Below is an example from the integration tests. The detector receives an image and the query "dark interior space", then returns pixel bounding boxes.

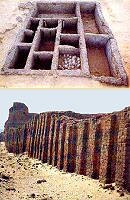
[43,20,58,28]
[60,37,79,48]
[11,47,30,69]
[62,21,77,34]
[22,32,34,43]
[32,54,52,70]
[38,30,56,51]
[28,19,39,32]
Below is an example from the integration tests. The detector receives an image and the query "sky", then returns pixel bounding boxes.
[0,89,130,129]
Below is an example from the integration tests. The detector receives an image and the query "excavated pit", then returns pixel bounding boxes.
[27,19,40,32]
[37,29,56,51]
[22,31,34,43]
[35,2,76,18]
[42,19,58,28]
[31,54,52,70]
[80,2,100,34]
[58,53,81,70]
[87,44,111,77]
[80,6,100,34]
[2,1,128,86]
[82,13,100,34]
[60,35,79,48]
[11,46,30,69]
[62,20,78,34]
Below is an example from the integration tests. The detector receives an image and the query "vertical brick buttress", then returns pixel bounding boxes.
[4,108,130,192]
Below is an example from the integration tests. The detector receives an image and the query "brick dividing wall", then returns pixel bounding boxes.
[4,106,130,192]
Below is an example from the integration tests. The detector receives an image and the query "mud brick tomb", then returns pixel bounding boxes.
[1,1,128,86]
[4,102,130,192]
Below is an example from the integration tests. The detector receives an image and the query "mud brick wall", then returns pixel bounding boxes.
[0,132,4,142]
[4,102,37,153]
[4,103,130,192]
[99,115,115,184]
[90,120,102,179]
[115,108,130,189]
[2,1,128,86]
[5,127,25,154]
[5,102,28,129]
[76,121,87,175]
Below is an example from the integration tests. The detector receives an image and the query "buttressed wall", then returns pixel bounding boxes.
[4,103,130,192]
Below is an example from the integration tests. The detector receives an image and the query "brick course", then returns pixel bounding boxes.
[4,103,130,192]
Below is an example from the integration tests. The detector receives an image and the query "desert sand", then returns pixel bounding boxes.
[0,142,130,200]
[0,0,130,88]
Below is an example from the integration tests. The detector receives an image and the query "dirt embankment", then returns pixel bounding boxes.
[0,0,130,88]
[0,142,130,200]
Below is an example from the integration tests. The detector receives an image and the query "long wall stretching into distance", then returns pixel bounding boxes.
[4,103,130,192]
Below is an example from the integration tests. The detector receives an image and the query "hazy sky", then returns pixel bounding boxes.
[0,89,130,129]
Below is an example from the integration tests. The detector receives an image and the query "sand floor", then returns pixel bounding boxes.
[0,142,130,200]
[0,0,130,88]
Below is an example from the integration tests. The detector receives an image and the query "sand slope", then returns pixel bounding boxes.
[0,142,130,200]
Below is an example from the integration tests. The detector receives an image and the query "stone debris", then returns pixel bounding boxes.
[30,193,36,198]
[58,54,81,70]
[6,187,16,191]
[37,179,47,184]
[117,188,125,197]
[87,194,93,198]
[0,173,11,180]
[0,141,129,200]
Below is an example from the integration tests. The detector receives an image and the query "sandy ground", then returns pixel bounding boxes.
[0,142,130,200]
[0,0,130,88]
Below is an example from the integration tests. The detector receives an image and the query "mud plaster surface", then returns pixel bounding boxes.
[38,40,55,51]
[87,46,111,77]
[0,142,130,200]
[38,13,75,18]
[82,13,100,34]
[0,0,130,88]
